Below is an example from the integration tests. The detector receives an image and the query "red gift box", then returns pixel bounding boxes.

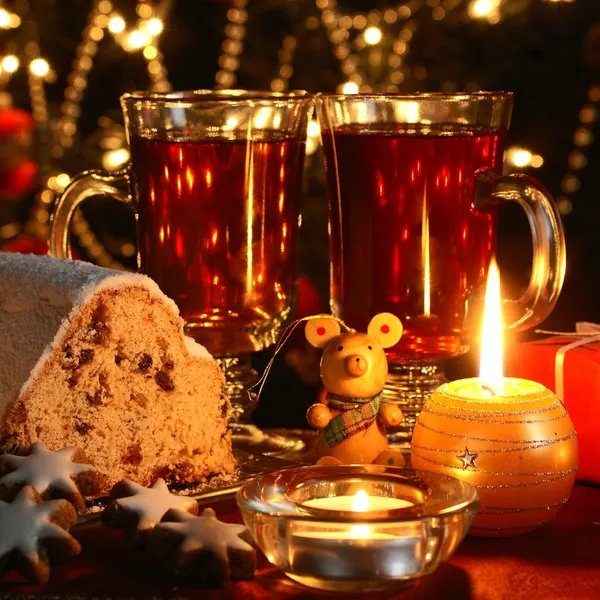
[507,330,600,485]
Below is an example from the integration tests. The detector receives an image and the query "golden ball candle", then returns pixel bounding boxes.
[411,377,578,537]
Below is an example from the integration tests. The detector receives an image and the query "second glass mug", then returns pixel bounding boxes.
[49,90,313,452]
[316,92,565,446]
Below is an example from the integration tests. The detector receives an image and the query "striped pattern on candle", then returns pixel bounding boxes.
[411,383,578,538]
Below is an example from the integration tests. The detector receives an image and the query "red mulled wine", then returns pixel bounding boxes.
[129,133,305,355]
[322,124,506,361]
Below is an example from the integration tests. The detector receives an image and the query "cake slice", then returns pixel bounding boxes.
[0,253,235,494]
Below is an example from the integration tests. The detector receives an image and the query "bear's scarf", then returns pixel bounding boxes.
[324,391,382,447]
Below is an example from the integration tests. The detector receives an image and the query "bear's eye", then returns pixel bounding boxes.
[368,345,372,350]
[337,345,344,351]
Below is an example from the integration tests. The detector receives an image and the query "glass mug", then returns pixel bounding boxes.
[316,92,565,445]
[49,90,313,451]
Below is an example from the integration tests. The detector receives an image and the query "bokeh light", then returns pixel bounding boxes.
[108,15,125,34]
[364,26,382,45]
[29,58,49,77]
[341,81,359,94]
[2,55,19,73]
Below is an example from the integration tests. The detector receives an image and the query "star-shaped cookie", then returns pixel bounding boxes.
[0,486,80,584]
[103,478,199,547]
[0,442,97,513]
[148,508,256,585]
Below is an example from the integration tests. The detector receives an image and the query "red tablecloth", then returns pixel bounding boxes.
[1,485,600,600]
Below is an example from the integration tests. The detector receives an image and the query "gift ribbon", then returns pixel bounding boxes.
[536,322,600,401]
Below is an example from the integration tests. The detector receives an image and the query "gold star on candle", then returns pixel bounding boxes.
[457,446,478,470]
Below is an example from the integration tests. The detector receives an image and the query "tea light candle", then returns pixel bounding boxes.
[292,489,423,581]
[237,463,479,592]
[303,490,413,512]
[411,260,578,536]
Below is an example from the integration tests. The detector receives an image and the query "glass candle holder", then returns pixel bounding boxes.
[236,464,478,593]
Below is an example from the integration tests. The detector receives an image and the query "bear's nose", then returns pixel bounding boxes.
[344,354,368,377]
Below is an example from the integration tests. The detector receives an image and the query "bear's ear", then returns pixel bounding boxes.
[305,317,342,348]
[367,313,403,348]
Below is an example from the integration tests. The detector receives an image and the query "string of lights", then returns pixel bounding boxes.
[27,55,50,130]
[270,35,297,93]
[68,0,170,267]
[314,0,466,94]
[553,84,600,216]
[143,43,171,93]
[315,0,365,94]
[215,0,248,89]
[383,8,418,91]
[18,0,170,267]
[52,1,110,160]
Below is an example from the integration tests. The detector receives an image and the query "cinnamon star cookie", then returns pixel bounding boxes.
[0,486,80,584]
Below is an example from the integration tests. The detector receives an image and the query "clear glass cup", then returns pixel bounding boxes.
[316,92,565,446]
[49,90,314,452]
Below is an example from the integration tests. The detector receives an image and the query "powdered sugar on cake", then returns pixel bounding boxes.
[0,253,234,494]
[0,253,214,413]
[183,336,212,360]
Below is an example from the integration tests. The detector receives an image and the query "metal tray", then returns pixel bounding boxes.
[78,448,302,525]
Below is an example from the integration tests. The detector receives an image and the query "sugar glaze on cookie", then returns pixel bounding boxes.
[0,486,80,584]
[114,479,197,528]
[0,442,94,495]
[148,507,256,583]
[158,508,251,559]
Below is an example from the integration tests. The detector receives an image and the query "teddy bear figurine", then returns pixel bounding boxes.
[305,313,405,466]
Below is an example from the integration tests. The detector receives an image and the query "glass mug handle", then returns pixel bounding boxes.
[49,168,134,261]
[477,172,566,331]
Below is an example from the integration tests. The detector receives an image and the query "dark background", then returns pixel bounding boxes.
[1,0,599,427]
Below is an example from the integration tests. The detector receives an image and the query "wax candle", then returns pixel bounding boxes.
[292,490,423,582]
[411,260,578,536]
[303,493,413,513]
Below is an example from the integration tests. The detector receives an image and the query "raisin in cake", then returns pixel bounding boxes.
[0,252,235,494]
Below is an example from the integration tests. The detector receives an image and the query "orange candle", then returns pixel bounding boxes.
[411,260,578,537]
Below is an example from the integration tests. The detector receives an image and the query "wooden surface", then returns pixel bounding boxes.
[0,485,599,600]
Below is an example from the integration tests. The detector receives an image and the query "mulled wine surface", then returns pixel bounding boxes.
[130,133,305,355]
[322,124,506,361]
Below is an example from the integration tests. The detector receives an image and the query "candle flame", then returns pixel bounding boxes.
[422,185,431,316]
[351,489,370,538]
[352,489,369,512]
[479,258,504,395]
